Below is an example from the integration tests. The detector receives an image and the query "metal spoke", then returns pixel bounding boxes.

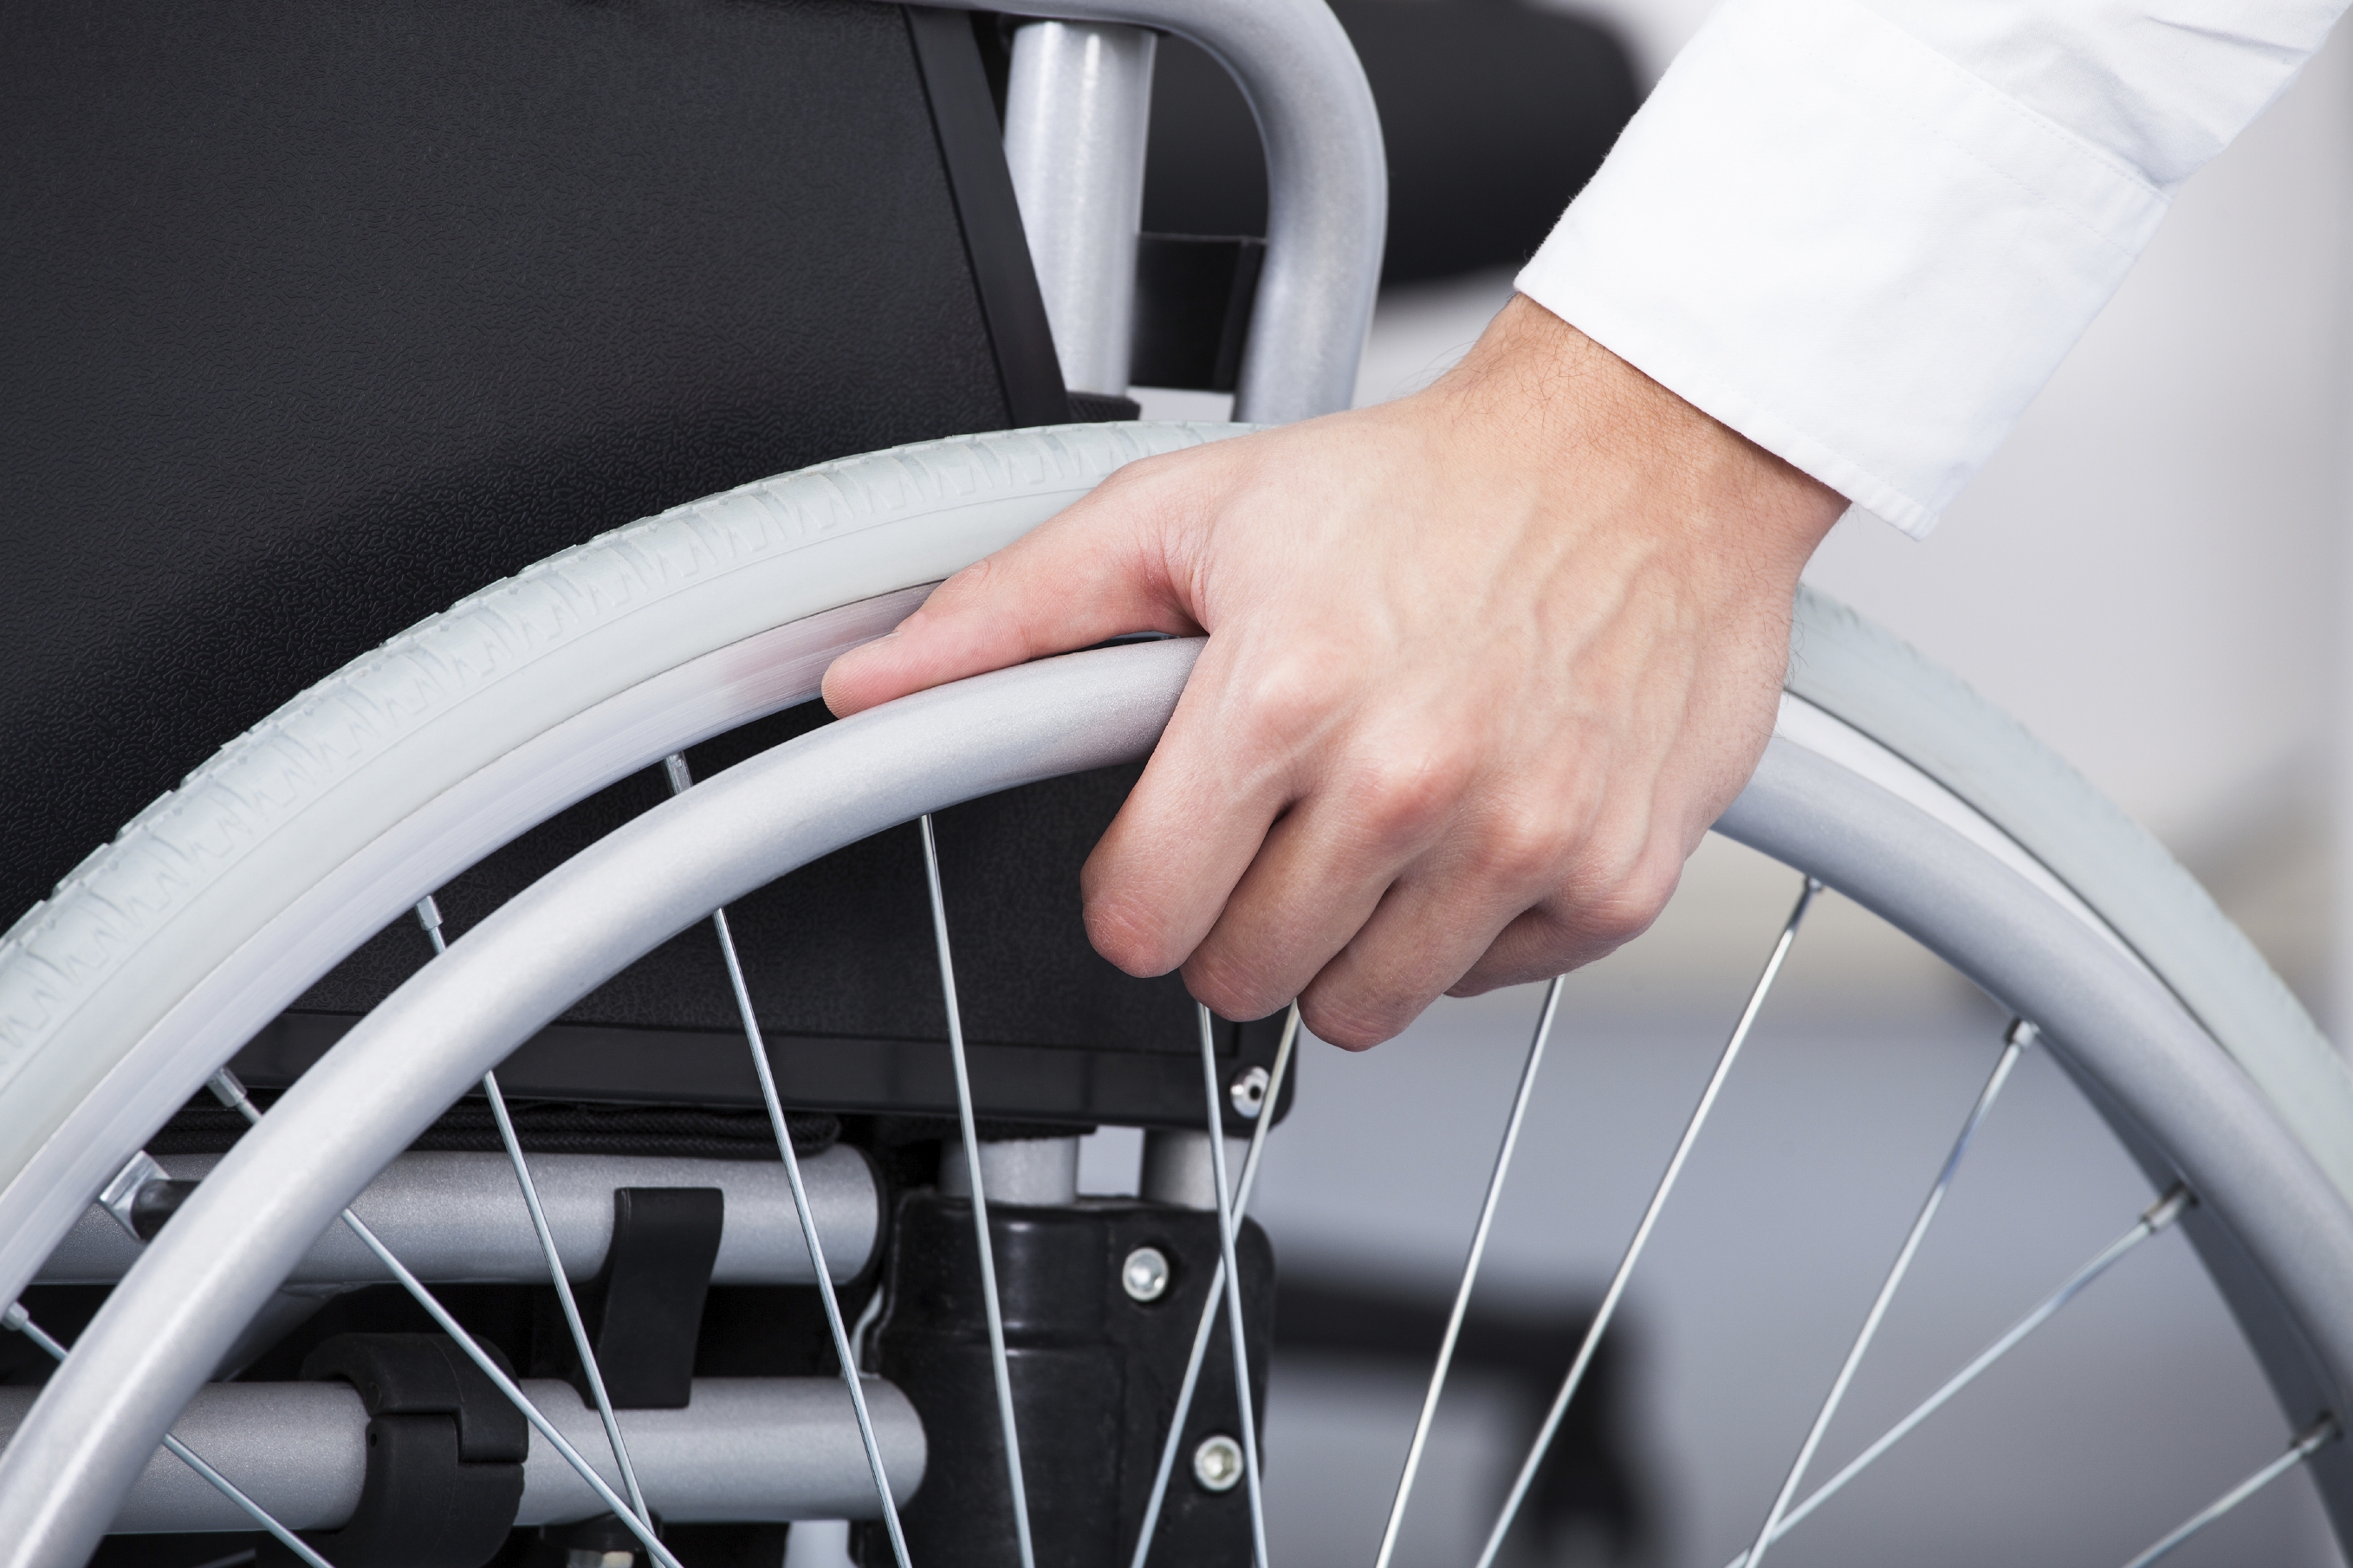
[920,811,1039,1568]
[665,754,916,1568]
[1475,877,1820,1568]
[1374,975,1565,1568]
[1732,1182,2192,1564]
[1738,1018,2032,1568]
[1198,1002,1271,1568]
[416,896,651,1528]
[1130,1003,1299,1568]
[2120,1416,2339,1568]
[3,1303,331,1568]
[206,1071,684,1568]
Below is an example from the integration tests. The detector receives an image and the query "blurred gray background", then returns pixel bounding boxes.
[1122,4,2353,1563]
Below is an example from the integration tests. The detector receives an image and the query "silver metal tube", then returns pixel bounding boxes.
[1003,22,1155,398]
[0,1378,922,1534]
[935,0,1384,421]
[1140,1129,1235,1210]
[939,1137,1082,1207]
[39,1147,878,1287]
[515,1377,926,1526]
[0,1383,367,1535]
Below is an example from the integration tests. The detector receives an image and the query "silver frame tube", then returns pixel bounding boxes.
[1003,22,1157,398]
[37,1148,878,1288]
[0,1377,924,1534]
[942,0,1384,422]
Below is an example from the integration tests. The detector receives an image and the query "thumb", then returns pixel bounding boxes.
[821,472,1202,716]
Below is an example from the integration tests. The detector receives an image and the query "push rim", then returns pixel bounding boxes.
[0,427,2343,1564]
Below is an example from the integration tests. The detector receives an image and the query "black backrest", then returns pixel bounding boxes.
[0,0,1062,927]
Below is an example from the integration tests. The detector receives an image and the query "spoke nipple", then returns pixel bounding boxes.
[1228,1066,1271,1119]
[1193,1434,1243,1493]
[98,1149,168,1239]
[2,1302,25,1333]
[2144,1183,2194,1232]
[2005,1018,2040,1050]
[1122,1246,1171,1303]
[663,754,695,795]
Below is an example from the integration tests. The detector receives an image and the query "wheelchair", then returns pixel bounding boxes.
[1,2,2350,1565]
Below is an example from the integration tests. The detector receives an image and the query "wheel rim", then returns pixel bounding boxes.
[0,637,2348,1566]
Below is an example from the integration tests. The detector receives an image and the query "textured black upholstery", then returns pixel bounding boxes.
[0,0,1059,928]
[1,0,1280,1122]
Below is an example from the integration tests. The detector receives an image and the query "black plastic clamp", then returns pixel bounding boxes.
[257,1332,528,1568]
[578,1185,723,1410]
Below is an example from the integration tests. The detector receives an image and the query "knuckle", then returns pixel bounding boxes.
[1233,649,1348,749]
[1565,839,1680,950]
[1469,806,1571,891]
[1342,748,1471,851]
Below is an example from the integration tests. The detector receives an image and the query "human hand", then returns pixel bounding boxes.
[823,296,1845,1047]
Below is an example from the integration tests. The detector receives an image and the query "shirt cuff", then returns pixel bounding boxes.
[1516,0,2170,537]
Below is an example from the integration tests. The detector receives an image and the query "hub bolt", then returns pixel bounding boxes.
[1122,1245,1171,1302]
[1193,1433,1243,1493]
[1229,1065,1272,1118]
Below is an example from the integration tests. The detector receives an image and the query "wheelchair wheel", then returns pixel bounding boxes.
[0,424,2347,1568]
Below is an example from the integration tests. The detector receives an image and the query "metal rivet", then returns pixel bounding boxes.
[1122,1245,1171,1302]
[1229,1065,1271,1119]
[1193,1433,1243,1493]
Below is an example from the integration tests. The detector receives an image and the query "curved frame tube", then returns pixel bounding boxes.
[928,0,1386,422]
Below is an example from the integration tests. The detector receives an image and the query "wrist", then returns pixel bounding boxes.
[1436,294,1846,586]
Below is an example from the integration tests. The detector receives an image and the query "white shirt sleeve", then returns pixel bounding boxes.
[1514,0,2346,536]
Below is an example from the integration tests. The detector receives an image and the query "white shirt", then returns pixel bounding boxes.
[1514,0,2347,536]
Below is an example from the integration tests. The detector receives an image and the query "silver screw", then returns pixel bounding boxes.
[1229,1065,1271,1119]
[1123,1245,1171,1303]
[1194,1433,1244,1493]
